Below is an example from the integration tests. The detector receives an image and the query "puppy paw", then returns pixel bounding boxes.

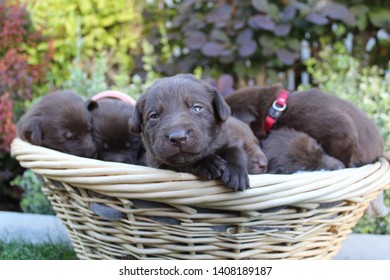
[221,166,250,192]
[193,155,227,180]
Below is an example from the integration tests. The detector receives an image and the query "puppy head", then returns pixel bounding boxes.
[17,91,97,158]
[129,74,231,166]
[288,133,345,172]
[245,141,268,174]
[262,128,345,174]
[88,98,142,164]
[227,117,268,174]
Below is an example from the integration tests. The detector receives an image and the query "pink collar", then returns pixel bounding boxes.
[264,89,289,133]
[91,90,136,105]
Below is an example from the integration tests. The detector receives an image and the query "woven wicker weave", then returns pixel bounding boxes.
[11,138,390,260]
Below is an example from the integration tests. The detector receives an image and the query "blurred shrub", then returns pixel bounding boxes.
[353,211,390,235]
[26,0,143,88]
[143,0,390,83]
[302,42,390,150]
[0,93,15,153]
[0,0,54,104]
[301,43,390,234]
[1,0,53,210]
[11,170,55,215]
[64,38,161,100]
[62,37,109,99]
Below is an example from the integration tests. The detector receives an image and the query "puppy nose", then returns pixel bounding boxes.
[167,129,188,146]
[253,158,268,174]
[258,163,268,173]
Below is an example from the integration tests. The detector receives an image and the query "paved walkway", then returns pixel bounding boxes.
[1,211,389,259]
[0,211,70,245]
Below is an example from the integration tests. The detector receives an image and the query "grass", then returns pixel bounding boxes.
[0,239,77,260]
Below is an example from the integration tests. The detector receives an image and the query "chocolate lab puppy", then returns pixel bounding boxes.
[129,74,250,191]
[228,117,268,174]
[261,128,345,174]
[16,90,96,158]
[225,85,384,167]
[87,92,144,165]
[86,91,145,221]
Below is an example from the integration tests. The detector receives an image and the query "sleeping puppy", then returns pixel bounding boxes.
[16,90,96,158]
[228,117,268,174]
[86,91,145,221]
[129,74,250,191]
[87,91,144,165]
[225,85,384,167]
[261,128,345,174]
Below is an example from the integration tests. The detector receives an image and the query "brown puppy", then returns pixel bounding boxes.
[227,117,268,174]
[129,74,250,191]
[87,98,144,164]
[261,128,345,174]
[17,90,96,158]
[225,85,384,167]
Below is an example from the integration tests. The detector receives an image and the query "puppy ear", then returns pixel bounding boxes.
[210,86,231,122]
[87,100,99,111]
[20,117,43,145]
[129,98,144,133]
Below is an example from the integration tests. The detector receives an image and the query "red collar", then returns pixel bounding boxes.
[264,89,289,133]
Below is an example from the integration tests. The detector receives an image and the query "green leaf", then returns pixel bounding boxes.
[79,1,93,15]
[268,3,279,20]
[369,9,390,28]
[101,16,116,27]
[357,15,367,31]
[350,4,369,17]
[286,38,301,51]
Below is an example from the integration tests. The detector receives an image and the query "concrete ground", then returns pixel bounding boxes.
[1,211,389,260]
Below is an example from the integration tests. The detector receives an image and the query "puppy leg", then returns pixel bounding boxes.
[158,154,227,181]
[219,146,250,191]
[186,155,227,180]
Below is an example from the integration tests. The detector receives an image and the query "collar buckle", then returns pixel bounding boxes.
[264,89,290,133]
[268,100,287,119]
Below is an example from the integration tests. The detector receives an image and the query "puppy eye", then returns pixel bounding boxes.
[125,142,131,148]
[149,113,159,119]
[192,105,203,112]
[103,143,109,150]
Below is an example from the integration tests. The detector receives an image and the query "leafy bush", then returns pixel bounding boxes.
[144,0,390,81]
[0,0,53,210]
[0,93,15,153]
[63,38,161,101]
[354,213,390,235]
[303,43,390,150]
[26,0,143,87]
[301,44,390,234]
[11,170,55,215]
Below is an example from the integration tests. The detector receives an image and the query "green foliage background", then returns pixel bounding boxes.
[302,43,390,234]
[24,0,143,87]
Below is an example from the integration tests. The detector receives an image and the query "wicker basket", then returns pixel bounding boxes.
[11,138,390,260]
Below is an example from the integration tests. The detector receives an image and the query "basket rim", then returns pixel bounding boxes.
[10,138,390,212]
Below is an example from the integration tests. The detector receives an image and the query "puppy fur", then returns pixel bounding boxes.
[129,74,250,191]
[261,128,345,174]
[16,90,96,158]
[225,85,384,167]
[227,117,268,174]
[88,98,144,164]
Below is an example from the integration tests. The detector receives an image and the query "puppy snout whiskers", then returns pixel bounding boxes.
[167,129,188,146]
